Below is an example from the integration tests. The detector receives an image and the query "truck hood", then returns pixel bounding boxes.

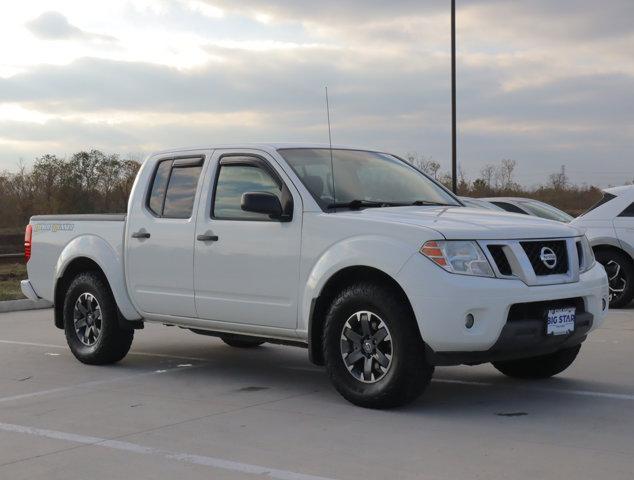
[339,206,583,240]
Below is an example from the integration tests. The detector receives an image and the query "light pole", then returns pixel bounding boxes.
[451,0,458,194]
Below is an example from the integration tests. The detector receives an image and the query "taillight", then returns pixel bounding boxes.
[24,224,32,263]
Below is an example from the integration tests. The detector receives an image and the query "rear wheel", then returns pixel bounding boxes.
[492,344,581,379]
[63,272,133,365]
[323,282,433,409]
[220,335,265,348]
[595,249,634,308]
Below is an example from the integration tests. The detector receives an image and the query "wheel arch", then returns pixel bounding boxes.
[307,265,416,366]
[54,257,143,330]
[53,236,141,329]
[592,243,634,265]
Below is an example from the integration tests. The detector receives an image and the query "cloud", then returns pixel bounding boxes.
[0,48,631,186]
[26,11,115,43]
[1,1,632,186]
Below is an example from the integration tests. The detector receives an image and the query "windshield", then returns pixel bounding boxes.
[278,148,459,210]
[518,201,574,223]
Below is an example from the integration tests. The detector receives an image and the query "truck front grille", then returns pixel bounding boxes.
[487,245,512,276]
[520,240,569,276]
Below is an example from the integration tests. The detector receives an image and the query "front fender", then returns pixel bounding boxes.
[300,235,416,332]
[55,235,141,320]
[589,235,622,250]
[590,235,634,258]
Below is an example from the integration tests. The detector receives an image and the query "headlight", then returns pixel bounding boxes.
[420,240,494,277]
[579,235,595,273]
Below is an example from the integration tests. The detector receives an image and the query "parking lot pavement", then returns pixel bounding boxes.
[0,309,632,480]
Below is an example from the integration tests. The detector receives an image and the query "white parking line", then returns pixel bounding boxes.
[0,339,207,362]
[432,378,634,401]
[0,422,338,480]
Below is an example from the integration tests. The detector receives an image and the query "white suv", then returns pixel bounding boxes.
[572,185,634,308]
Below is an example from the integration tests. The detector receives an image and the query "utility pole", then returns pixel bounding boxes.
[451,0,458,194]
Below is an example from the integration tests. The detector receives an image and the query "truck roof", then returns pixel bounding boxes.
[149,143,389,157]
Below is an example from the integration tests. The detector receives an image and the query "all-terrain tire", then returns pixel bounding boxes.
[63,272,134,365]
[323,282,433,409]
[492,344,581,379]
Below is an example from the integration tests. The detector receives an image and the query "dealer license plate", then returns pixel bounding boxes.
[546,307,576,336]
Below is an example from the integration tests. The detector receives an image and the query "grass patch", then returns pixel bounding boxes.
[0,263,26,301]
[0,227,23,235]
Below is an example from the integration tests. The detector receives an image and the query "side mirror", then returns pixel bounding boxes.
[241,192,283,219]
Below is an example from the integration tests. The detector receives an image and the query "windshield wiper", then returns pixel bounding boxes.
[326,200,404,210]
[411,200,454,206]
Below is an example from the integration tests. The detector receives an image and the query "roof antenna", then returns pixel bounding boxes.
[325,86,337,208]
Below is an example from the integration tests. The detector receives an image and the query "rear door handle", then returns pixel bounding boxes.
[132,231,151,239]
[197,234,219,242]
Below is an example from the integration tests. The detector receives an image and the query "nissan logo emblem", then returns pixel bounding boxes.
[540,247,557,269]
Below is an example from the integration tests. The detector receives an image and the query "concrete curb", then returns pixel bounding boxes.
[0,299,53,313]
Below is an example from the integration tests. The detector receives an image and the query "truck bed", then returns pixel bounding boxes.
[27,214,127,301]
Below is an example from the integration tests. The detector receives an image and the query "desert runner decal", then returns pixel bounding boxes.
[33,223,75,233]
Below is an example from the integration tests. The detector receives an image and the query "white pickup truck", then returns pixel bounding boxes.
[22,144,609,408]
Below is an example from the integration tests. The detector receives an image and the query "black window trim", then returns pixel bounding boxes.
[582,192,616,216]
[146,154,205,219]
[211,153,294,222]
[618,201,634,218]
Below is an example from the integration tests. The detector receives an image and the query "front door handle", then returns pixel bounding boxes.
[197,234,219,242]
[132,230,151,239]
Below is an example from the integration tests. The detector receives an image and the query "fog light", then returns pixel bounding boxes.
[465,314,475,329]
[602,298,607,311]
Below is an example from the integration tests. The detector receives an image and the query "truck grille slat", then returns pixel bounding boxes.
[487,245,513,276]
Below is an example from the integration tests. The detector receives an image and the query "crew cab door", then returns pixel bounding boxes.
[125,151,208,318]
[193,150,302,330]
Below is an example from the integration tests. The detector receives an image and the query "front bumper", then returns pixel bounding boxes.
[397,255,609,362]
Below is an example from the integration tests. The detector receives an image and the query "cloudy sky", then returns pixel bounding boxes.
[0,0,632,185]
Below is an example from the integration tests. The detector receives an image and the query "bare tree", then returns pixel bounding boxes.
[549,165,569,190]
[423,160,441,179]
[457,166,470,193]
[497,159,517,190]
[405,153,441,179]
[480,164,496,188]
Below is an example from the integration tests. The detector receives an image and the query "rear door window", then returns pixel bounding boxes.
[163,165,203,218]
[147,158,203,218]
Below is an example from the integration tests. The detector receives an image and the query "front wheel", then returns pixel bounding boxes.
[63,272,134,365]
[323,282,434,409]
[595,249,634,308]
[492,344,581,379]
